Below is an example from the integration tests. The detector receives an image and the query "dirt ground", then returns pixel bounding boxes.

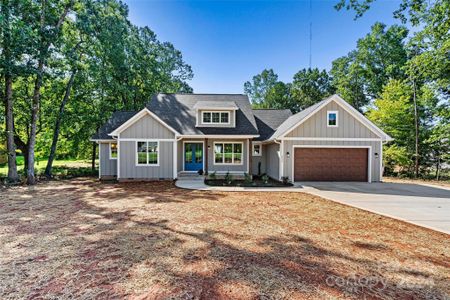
[0,178,449,299]
[383,177,450,188]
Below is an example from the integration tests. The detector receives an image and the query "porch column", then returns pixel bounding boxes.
[204,138,208,174]
[248,139,252,176]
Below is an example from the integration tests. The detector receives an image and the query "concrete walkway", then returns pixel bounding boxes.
[176,179,450,235]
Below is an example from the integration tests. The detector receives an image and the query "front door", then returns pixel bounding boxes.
[184,143,203,171]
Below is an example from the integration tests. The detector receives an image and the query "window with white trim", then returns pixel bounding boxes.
[252,143,262,156]
[214,142,242,164]
[327,111,338,127]
[109,143,118,159]
[136,141,159,165]
[202,111,230,124]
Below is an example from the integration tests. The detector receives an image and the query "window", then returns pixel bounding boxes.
[109,143,118,159]
[202,111,230,124]
[252,143,262,156]
[214,142,243,165]
[136,141,159,166]
[327,111,338,127]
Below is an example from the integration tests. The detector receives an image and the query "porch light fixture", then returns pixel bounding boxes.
[286,151,290,158]
[374,152,379,158]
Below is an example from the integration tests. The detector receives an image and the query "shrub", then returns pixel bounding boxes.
[208,171,216,180]
[244,172,252,184]
[281,176,290,185]
[224,172,233,185]
[261,174,269,184]
[198,169,204,175]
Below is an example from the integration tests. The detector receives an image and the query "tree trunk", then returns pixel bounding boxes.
[436,156,440,181]
[412,79,419,178]
[27,0,72,185]
[27,60,43,184]
[45,69,77,178]
[91,142,97,172]
[2,0,19,183]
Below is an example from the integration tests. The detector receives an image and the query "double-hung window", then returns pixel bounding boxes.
[109,143,118,159]
[214,142,243,165]
[202,111,230,124]
[136,141,159,166]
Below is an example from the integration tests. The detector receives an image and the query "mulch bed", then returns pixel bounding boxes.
[205,178,293,187]
[0,178,449,299]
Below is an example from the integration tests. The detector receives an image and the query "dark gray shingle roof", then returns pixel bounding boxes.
[268,98,329,140]
[91,111,137,140]
[252,109,293,141]
[147,94,259,135]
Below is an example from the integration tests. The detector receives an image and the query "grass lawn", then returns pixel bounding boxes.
[0,158,93,177]
[0,178,448,299]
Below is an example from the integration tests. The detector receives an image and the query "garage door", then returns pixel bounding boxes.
[294,148,368,181]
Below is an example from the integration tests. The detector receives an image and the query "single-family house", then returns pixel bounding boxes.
[91,93,391,182]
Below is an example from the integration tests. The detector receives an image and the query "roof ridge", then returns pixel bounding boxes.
[157,93,246,96]
[253,108,291,111]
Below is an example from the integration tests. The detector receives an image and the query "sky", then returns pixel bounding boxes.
[124,0,401,93]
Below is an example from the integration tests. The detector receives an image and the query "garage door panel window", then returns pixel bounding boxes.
[214,142,243,165]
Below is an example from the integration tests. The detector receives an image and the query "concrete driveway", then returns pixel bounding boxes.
[296,181,450,234]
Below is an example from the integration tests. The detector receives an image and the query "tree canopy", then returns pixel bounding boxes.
[1,0,193,183]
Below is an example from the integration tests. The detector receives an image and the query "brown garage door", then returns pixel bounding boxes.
[294,148,368,181]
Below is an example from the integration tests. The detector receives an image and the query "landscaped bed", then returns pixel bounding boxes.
[0,178,449,299]
[205,177,293,187]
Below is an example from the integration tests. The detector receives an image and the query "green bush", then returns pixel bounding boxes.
[244,172,252,184]
[224,172,233,185]
[208,171,216,180]
[262,174,269,184]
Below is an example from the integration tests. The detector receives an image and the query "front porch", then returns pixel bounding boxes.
[176,138,253,177]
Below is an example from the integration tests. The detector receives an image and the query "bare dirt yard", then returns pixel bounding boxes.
[0,178,449,299]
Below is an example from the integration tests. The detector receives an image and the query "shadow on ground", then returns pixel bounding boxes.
[0,178,448,299]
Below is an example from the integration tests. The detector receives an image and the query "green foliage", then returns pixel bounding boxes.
[290,68,335,112]
[208,171,216,180]
[244,69,278,106]
[261,174,269,184]
[244,68,334,113]
[330,23,408,111]
[224,172,233,185]
[244,172,252,184]
[383,144,412,175]
[1,0,193,179]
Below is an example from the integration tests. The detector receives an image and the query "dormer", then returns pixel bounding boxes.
[194,101,238,128]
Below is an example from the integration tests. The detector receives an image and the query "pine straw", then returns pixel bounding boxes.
[0,178,448,299]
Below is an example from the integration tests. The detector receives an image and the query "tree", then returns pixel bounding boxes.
[26,0,74,184]
[1,0,193,183]
[330,52,367,111]
[244,69,278,106]
[330,23,408,111]
[290,68,335,113]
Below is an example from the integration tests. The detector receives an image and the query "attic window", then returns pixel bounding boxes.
[327,111,338,127]
[202,111,230,124]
